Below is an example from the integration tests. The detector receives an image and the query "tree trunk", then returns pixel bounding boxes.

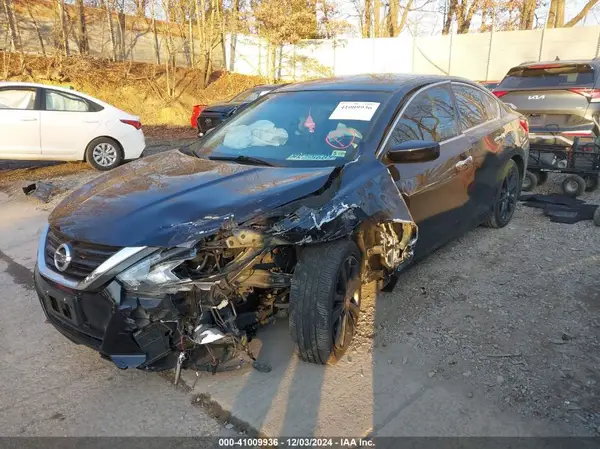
[459,0,481,33]
[555,0,565,27]
[116,9,126,60]
[565,0,600,27]
[398,0,412,36]
[519,0,536,30]
[135,0,146,16]
[25,1,46,55]
[150,1,160,64]
[373,0,382,37]
[229,0,240,70]
[387,0,398,36]
[442,0,458,34]
[547,0,557,28]
[104,0,117,60]
[76,0,89,55]
[2,0,20,53]
[57,0,70,56]
[363,0,372,37]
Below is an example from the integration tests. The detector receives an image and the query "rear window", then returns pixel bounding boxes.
[498,64,595,89]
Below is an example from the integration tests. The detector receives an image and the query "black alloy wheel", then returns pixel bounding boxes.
[332,254,361,355]
[485,159,520,228]
[289,240,362,364]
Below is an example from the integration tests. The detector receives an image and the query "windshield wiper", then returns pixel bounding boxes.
[209,155,273,166]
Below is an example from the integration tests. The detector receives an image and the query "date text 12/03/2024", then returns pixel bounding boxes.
[218,438,375,447]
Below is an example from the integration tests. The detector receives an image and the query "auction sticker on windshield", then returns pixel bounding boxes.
[329,102,380,121]
[287,153,338,161]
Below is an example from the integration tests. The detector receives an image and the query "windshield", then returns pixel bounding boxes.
[191,90,387,167]
[499,64,596,89]
[231,87,269,103]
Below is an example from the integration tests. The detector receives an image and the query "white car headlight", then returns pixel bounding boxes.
[118,248,195,292]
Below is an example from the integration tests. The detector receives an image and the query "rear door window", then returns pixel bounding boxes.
[386,85,459,146]
[452,84,498,130]
[45,90,90,112]
[0,88,36,110]
[498,64,595,89]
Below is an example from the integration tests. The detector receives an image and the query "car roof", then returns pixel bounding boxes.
[0,81,84,94]
[276,74,477,93]
[0,81,135,116]
[515,59,600,68]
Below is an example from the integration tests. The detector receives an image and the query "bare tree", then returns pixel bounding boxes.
[25,1,46,55]
[363,0,372,37]
[103,0,118,60]
[519,0,536,30]
[442,0,482,34]
[57,0,71,56]
[387,0,414,36]
[76,0,90,54]
[564,0,600,27]
[2,0,21,53]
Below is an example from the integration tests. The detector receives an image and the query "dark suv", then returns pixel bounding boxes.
[494,59,600,147]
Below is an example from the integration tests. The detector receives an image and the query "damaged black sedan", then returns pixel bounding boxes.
[34,75,529,373]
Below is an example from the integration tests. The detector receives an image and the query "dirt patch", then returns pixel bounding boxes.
[0,162,93,186]
[352,172,600,436]
[144,126,198,141]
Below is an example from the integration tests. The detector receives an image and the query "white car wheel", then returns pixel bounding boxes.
[86,138,123,171]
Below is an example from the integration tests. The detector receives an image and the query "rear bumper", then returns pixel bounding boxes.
[119,129,146,160]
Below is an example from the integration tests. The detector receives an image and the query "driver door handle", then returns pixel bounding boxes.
[455,155,473,171]
[20,117,38,121]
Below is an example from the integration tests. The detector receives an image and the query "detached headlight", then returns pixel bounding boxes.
[118,247,196,292]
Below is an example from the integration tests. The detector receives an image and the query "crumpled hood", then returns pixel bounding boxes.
[49,150,336,247]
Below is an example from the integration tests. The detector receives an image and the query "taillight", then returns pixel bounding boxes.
[191,105,206,127]
[519,118,529,133]
[492,90,509,98]
[568,88,600,102]
[120,119,142,130]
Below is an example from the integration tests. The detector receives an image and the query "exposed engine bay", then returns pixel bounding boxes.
[113,218,416,378]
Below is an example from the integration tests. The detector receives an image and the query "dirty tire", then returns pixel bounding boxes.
[86,137,123,171]
[537,171,548,186]
[289,239,362,365]
[485,159,520,229]
[522,170,538,192]
[594,207,600,227]
[561,175,586,198]
[584,175,598,192]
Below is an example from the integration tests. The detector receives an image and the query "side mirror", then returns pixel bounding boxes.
[386,140,440,164]
[505,102,518,110]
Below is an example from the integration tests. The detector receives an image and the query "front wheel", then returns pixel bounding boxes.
[289,240,362,365]
[485,159,520,228]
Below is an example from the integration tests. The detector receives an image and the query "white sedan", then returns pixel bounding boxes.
[0,82,145,170]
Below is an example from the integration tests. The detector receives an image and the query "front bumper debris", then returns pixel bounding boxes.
[34,265,254,372]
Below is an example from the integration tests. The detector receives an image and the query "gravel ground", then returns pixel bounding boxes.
[1,147,599,436]
[355,173,600,436]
